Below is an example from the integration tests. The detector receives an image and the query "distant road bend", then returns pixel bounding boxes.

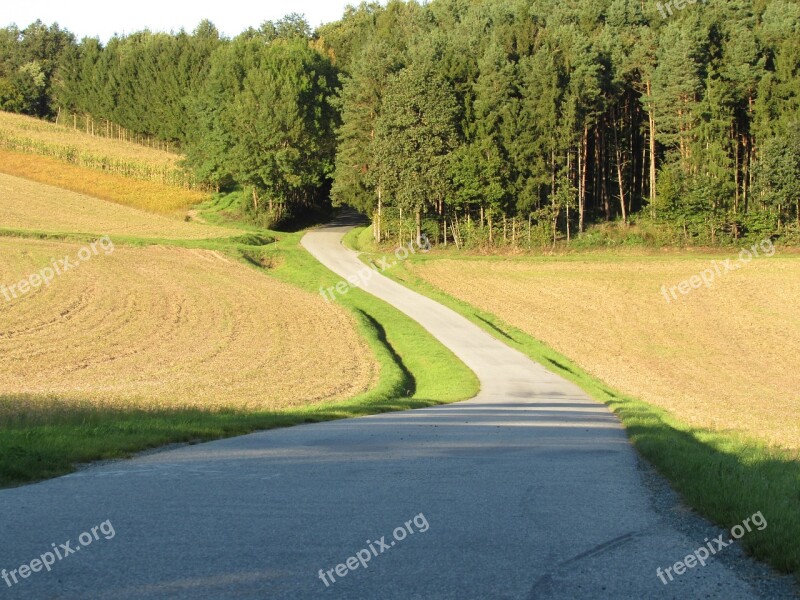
[0,213,794,599]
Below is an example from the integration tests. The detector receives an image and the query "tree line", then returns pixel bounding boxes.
[1,0,798,244]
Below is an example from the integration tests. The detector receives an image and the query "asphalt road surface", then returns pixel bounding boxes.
[0,215,796,599]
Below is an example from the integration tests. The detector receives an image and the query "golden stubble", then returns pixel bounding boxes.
[0,238,378,414]
[412,255,800,451]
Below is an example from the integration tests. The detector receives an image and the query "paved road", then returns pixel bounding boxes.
[0,216,795,599]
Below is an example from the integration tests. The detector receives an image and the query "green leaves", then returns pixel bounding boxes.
[374,64,458,217]
[0,21,73,117]
[754,129,800,215]
[3,0,800,242]
[187,37,339,221]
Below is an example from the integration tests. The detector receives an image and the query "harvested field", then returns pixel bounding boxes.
[0,150,207,215]
[0,173,237,239]
[0,238,378,413]
[410,254,800,451]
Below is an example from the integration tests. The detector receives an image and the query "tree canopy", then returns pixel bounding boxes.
[1,0,798,239]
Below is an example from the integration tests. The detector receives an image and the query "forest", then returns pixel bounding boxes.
[1,0,799,247]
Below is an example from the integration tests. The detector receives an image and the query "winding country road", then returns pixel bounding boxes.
[0,216,795,599]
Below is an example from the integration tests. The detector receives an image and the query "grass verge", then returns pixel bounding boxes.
[345,226,800,582]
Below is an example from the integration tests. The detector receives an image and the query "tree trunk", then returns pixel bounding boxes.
[743,134,750,214]
[566,151,572,242]
[626,93,635,219]
[252,187,259,212]
[376,188,382,243]
[615,151,628,225]
[566,202,571,242]
[579,125,588,233]
[733,122,739,214]
[451,213,462,249]
[552,207,558,247]
[641,123,647,211]
[415,210,421,247]
[512,216,517,247]
[646,79,657,213]
[528,213,532,245]
[612,106,628,225]
[745,95,755,214]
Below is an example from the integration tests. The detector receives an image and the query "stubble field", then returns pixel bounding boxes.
[0,236,377,417]
[408,253,800,451]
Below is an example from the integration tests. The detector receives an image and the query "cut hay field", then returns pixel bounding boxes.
[0,173,237,239]
[407,254,800,451]
[0,237,377,415]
